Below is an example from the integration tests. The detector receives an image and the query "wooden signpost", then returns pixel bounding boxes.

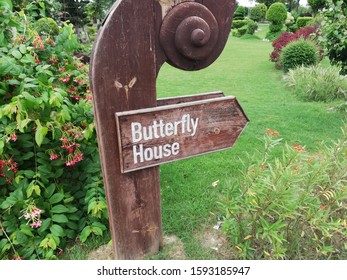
[90,0,245,259]
[116,94,248,173]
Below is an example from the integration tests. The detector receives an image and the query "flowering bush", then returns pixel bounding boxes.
[220,127,347,259]
[0,4,107,259]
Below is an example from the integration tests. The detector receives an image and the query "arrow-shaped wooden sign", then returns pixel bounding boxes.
[116,93,249,173]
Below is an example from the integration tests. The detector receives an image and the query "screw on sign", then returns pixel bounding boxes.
[90,0,245,259]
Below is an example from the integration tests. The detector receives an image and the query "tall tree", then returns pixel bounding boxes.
[308,0,327,15]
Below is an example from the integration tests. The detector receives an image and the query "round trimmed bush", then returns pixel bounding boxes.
[266,2,287,24]
[280,39,319,72]
[35,17,60,36]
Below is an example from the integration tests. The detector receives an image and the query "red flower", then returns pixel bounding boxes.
[293,144,304,152]
[320,205,328,211]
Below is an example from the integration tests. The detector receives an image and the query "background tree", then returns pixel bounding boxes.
[319,0,346,74]
[85,0,114,26]
[249,3,267,22]
[308,0,326,16]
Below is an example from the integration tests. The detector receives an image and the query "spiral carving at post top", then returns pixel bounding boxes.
[159,2,219,70]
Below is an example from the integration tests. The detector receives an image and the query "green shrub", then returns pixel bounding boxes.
[269,23,283,33]
[232,19,249,29]
[249,3,267,22]
[0,6,107,260]
[246,20,258,35]
[265,30,283,41]
[296,17,313,28]
[283,64,347,102]
[232,29,241,37]
[220,127,347,260]
[288,24,299,33]
[35,17,60,36]
[266,3,287,41]
[280,39,319,72]
[234,6,246,20]
[266,2,287,24]
[237,25,248,37]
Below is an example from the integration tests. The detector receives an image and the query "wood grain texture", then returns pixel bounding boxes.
[90,0,162,259]
[116,96,249,173]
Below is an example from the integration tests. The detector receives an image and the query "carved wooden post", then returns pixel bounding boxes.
[90,0,235,259]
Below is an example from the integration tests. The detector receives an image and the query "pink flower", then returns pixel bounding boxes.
[30,220,42,228]
[50,153,59,160]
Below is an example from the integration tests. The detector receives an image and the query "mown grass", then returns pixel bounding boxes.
[154,25,345,259]
[68,24,345,259]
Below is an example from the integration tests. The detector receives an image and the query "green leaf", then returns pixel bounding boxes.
[51,205,69,213]
[26,183,40,198]
[38,218,51,234]
[15,231,28,245]
[49,193,64,204]
[0,0,13,11]
[50,224,65,237]
[19,44,26,54]
[22,152,34,160]
[79,226,92,243]
[20,224,34,237]
[45,184,55,199]
[0,140,4,154]
[52,214,68,224]
[11,49,22,60]
[35,126,48,147]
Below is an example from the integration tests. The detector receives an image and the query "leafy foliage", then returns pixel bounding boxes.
[232,20,249,29]
[283,64,347,102]
[232,20,258,38]
[266,2,287,24]
[319,0,347,74]
[249,3,267,22]
[234,6,246,21]
[265,2,287,40]
[0,2,107,260]
[296,17,313,28]
[308,0,327,15]
[35,17,59,36]
[280,39,319,72]
[270,26,320,69]
[220,128,347,260]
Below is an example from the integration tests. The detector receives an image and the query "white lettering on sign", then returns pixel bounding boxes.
[130,114,199,164]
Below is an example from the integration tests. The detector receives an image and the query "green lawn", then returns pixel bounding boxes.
[153,26,345,259]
